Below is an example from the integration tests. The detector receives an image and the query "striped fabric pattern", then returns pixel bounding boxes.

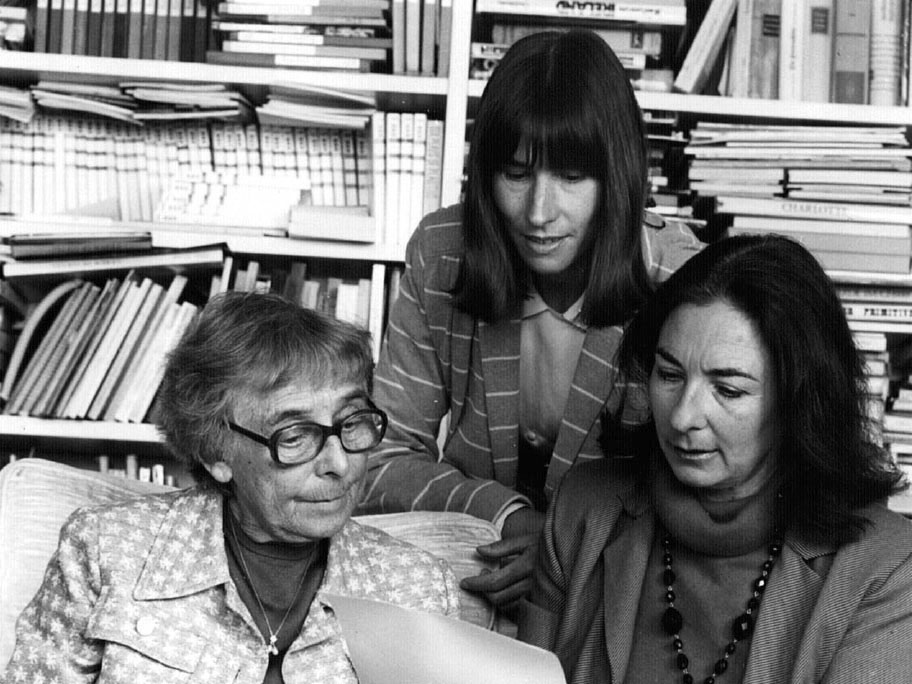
[360,204,702,522]
[520,459,912,684]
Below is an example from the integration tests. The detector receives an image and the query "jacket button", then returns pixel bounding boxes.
[135,616,157,636]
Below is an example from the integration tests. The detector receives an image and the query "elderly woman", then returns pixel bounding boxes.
[3,292,458,684]
[518,234,912,684]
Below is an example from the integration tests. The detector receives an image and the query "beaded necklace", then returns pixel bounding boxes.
[660,532,783,684]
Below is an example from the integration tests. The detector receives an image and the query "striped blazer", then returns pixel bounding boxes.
[359,204,703,522]
[518,459,912,684]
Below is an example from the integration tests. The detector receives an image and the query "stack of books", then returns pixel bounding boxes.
[0,84,35,124]
[208,0,391,71]
[687,122,912,275]
[471,0,685,90]
[643,110,699,226]
[30,81,252,125]
[255,82,377,129]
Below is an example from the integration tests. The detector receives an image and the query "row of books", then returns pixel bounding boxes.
[34,0,211,61]
[2,270,200,424]
[0,113,445,246]
[686,122,912,276]
[30,0,455,77]
[676,0,910,106]
[0,244,404,424]
[216,256,400,355]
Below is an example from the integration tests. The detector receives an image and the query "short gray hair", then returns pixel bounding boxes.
[157,291,373,485]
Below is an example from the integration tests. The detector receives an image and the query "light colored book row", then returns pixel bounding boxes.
[1,271,198,424]
[0,114,445,246]
[676,0,910,106]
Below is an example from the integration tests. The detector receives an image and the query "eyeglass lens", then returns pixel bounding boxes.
[274,412,384,463]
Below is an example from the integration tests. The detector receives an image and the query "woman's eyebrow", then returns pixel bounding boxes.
[655,347,759,382]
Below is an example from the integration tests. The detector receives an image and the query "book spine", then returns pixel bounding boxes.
[391,0,405,73]
[370,112,386,244]
[673,0,738,94]
[436,0,451,76]
[422,118,443,217]
[802,0,833,102]
[716,195,912,224]
[870,0,903,106]
[35,0,50,51]
[832,0,872,103]
[749,0,781,98]
[405,0,420,72]
[474,0,686,24]
[410,112,427,241]
[729,0,755,98]
[420,0,438,75]
[778,0,804,100]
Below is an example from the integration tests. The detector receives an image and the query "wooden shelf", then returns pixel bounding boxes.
[0,218,406,262]
[0,52,449,95]
[0,415,164,444]
[468,79,912,125]
[151,230,406,261]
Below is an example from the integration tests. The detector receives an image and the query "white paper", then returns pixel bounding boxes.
[326,594,566,684]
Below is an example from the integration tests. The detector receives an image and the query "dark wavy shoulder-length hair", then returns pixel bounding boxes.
[618,234,907,545]
[455,29,651,327]
[158,291,373,486]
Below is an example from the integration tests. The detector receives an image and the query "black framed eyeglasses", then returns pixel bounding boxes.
[227,406,388,466]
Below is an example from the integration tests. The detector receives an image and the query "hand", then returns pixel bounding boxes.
[459,509,546,607]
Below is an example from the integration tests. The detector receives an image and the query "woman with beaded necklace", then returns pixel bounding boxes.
[518,234,912,684]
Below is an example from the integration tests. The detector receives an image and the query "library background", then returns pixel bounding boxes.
[0,0,909,514]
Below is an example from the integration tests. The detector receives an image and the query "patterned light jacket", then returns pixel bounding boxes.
[519,459,912,684]
[360,203,703,522]
[1,488,460,684]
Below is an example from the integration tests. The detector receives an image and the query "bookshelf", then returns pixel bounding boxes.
[3,0,912,486]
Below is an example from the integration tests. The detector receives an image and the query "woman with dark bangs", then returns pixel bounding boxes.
[361,29,703,608]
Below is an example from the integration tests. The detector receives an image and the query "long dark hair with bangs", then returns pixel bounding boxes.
[455,29,651,326]
[618,235,908,545]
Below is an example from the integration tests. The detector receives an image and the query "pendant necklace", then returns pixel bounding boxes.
[228,515,311,657]
[660,531,783,684]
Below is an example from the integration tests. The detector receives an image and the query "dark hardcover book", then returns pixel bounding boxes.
[113,0,129,56]
[46,0,64,52]
[99,0,116,56]
[178,0,194,60]
[7,232,153,259]
[86,0,104,54]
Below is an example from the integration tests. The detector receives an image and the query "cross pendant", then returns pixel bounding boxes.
[267,633,279,656]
